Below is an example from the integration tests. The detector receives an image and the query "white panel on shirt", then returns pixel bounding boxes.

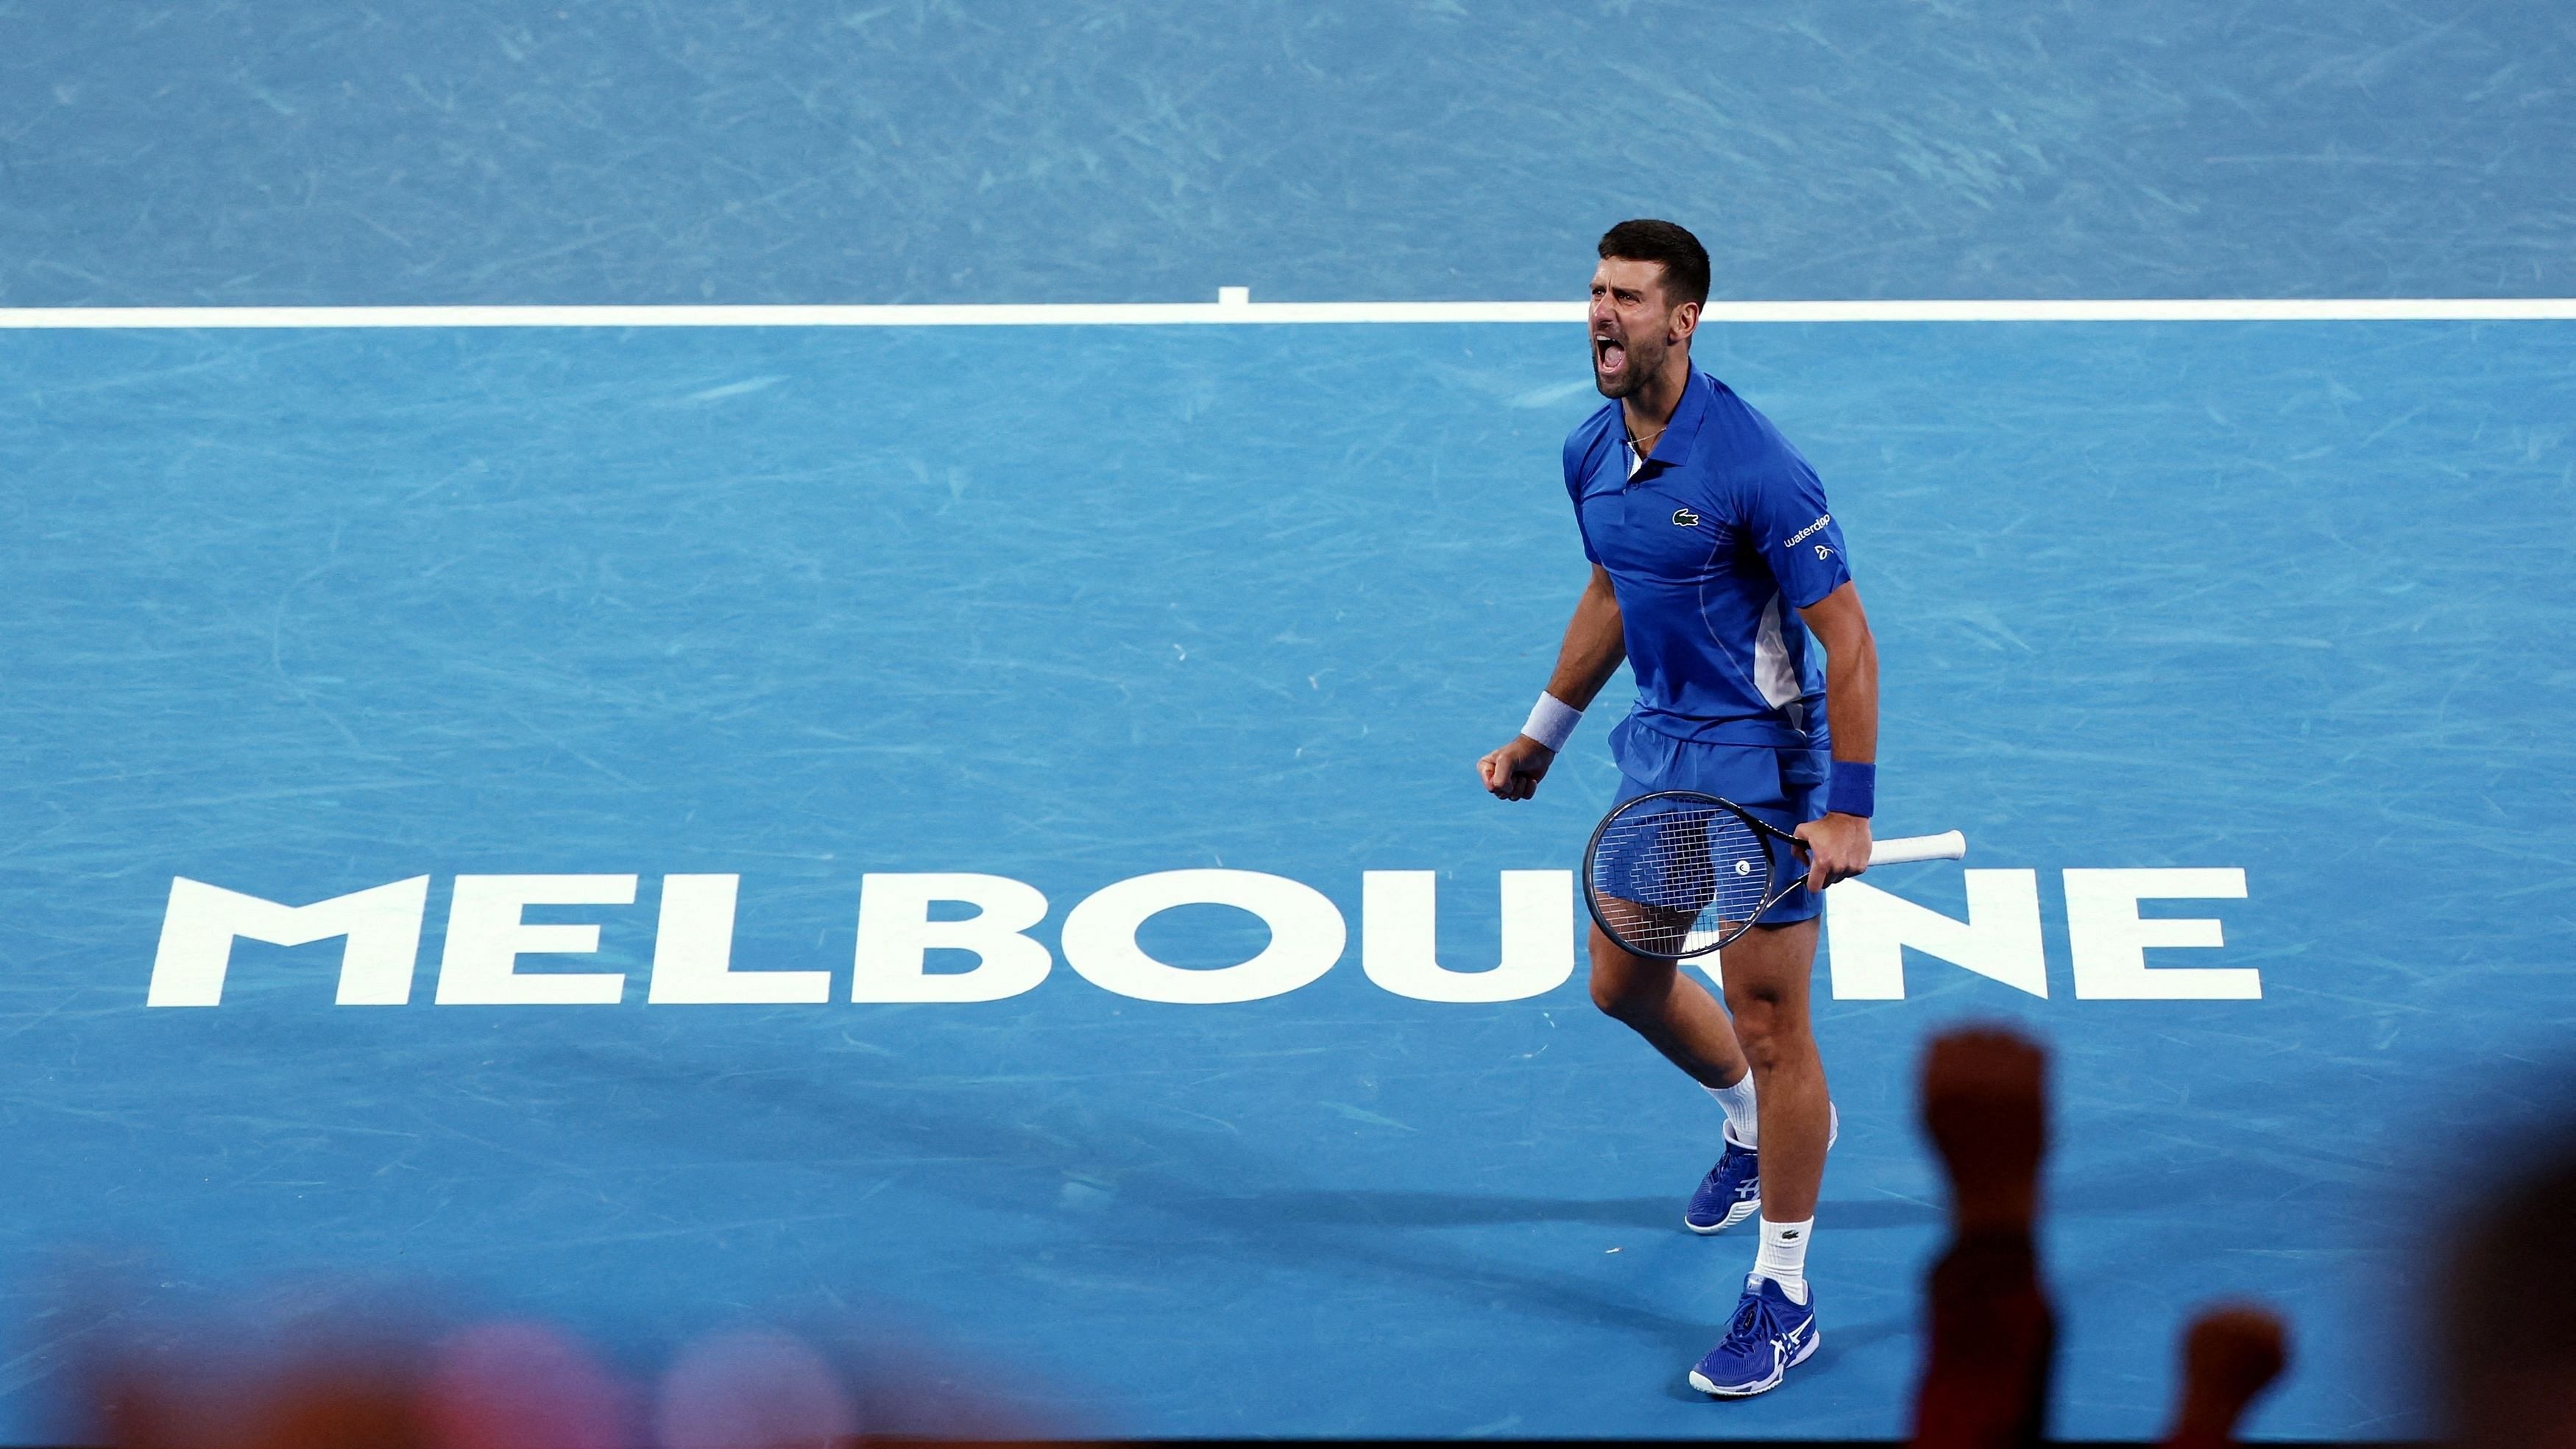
[1754,593,1806,730]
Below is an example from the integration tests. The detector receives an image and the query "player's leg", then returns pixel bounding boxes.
[1588,918,1768,1233]
[1585,921,1749,1089]
[1687,915,1829,1399]
[1715,918,1827,1225]
[1700,738,1836,1230]
[1586,726,1765,1222]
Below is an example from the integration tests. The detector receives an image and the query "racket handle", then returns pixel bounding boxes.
[1868,829,1967,866]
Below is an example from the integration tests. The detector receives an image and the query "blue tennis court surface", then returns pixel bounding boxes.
[6,318,2572,1440]
[10,1,2576,1442]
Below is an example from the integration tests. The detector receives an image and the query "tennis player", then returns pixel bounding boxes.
[1477,219,1880,1398]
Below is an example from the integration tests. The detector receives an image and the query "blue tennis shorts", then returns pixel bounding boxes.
[1605,718,1833,926]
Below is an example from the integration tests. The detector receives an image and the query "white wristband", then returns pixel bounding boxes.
[1521,692,1582,752]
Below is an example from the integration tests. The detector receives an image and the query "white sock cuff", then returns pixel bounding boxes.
[1754,1215,1815,1303]
[1704,1075,1758,1145]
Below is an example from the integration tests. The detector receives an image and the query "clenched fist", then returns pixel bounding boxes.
[1477,735,1557,801]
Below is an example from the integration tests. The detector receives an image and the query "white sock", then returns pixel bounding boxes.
[1704,1074,1758,1147]
[1753,1216,1814,1304]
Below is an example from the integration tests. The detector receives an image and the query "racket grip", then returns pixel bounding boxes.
[1868,829,1967,866]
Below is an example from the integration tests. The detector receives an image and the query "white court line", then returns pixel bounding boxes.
[1,297,2573,328]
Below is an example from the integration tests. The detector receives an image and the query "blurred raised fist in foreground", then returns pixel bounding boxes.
[1908,1026,2054,1449]
[2162,1305,2290,1449]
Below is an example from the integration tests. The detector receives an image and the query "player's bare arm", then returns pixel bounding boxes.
[1479,564,1624,801]
[1793,579,1878,892]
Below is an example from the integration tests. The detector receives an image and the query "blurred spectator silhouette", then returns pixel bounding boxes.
[2442,1120,2576,1449]
[1907,1026,2056,1449]
[1905,1025,2288,1449]
[79,1307,1038,1449]
[2165,1306,2288,1449]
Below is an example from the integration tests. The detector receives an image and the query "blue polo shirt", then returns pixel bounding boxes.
[1565,369,1851,754]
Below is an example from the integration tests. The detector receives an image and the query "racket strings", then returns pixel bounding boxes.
[1588,803,1774,957]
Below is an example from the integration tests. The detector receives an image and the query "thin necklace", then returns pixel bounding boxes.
[1627,420,1669,456]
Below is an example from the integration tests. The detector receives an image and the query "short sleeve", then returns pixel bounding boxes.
[1563,432,1602,565]
[1738,453,1850,609]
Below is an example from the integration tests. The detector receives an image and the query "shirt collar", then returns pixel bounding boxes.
[1640,369,1714,470]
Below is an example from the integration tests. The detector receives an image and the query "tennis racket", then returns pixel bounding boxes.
[1583,789,1966,961]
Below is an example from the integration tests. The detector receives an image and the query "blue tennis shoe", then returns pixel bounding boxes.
[1683,1127,1761,1233]
[1689,1275,1820,1397]
[1682,1103,1835,1234]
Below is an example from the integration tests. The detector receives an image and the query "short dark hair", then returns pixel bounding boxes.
[1598,219,1710,308]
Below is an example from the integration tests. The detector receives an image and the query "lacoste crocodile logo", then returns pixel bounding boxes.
[1673,507,1700,527]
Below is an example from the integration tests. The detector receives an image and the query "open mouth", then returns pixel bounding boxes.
[1594,334,1627,378]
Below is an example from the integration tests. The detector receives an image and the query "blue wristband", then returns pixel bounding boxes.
[1826,760,1875,818]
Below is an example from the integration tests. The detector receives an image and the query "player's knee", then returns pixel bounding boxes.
[1588,963,1663,1024]
[1724,987,1804,1063]
[1722,978,1777,1021]
[1736,1026,1791,1075]
[1588,970,1641,1021]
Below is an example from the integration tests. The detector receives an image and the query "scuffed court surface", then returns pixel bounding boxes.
[7,3,2576,1440]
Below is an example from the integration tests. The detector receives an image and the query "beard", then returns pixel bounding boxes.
[1593,330,1666,399]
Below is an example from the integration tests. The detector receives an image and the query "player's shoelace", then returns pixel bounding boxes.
[1702,1142,1756,1202]
[1721,1289,1782,1352]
